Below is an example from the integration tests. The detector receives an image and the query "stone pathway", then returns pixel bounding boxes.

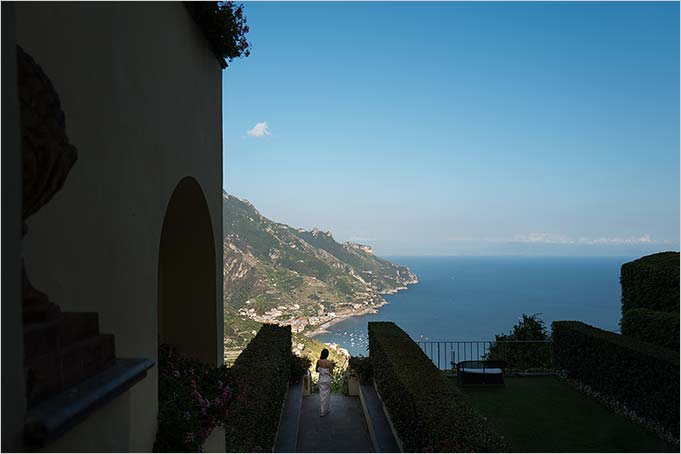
[296,394,374,452]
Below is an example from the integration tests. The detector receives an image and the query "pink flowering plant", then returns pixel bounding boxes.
[153,345,232,452]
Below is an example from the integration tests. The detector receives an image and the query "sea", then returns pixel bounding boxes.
[314,256,634,356]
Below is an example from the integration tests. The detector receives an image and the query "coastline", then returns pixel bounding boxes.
[306,279,418,337]
[305,301,387,336]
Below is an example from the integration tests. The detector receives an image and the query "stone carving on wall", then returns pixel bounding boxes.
[17,45,78,321]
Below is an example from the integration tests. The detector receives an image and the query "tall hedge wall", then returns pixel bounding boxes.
[224,324,291,452]
[621,308,679,351]
[620,252,679,314]
[368,322,511,452]
[552,321,679,435]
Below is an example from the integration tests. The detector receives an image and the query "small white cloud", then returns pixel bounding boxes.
[512,233,573,244]
[247,122,271,138]
[584,233,654,245]
[638,233,652,243]
[508,232,659,245]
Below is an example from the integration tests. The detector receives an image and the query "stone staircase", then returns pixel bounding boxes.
[23,308,116,406]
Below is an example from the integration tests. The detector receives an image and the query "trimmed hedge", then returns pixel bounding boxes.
[620,252,679,315]
[224,324,291,452]
[369,322,511,452]
[552,321,679,435]
[621,308,680,351]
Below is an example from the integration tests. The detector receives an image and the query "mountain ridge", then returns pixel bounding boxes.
[222,191,417,359]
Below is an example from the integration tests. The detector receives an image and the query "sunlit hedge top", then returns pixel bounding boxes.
[185,1,251,69]
[620,251,680,314]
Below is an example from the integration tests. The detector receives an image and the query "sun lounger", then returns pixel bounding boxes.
[456,360,506,385]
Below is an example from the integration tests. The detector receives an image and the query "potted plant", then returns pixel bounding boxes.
[348,356,373,396]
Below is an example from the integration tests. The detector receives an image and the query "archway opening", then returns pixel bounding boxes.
[157,177,217,365]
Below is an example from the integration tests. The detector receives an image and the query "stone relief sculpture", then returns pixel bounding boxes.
[18,47,117,412]
[17,45,78,322]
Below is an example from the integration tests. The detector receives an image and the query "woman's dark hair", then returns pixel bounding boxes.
[320,349,329,359]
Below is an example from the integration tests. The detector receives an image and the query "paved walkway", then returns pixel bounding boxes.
[297,394,374,452]
[274,381,304,452]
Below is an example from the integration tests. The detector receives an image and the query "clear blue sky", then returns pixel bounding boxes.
[222,2,679,257]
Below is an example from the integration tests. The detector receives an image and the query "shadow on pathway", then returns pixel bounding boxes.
[297,394,373,453]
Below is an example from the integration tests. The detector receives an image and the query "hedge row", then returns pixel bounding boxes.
[224,324,291,452]
[368,322,511,452]
[620,252,679,315]
[552,321,679,435]
[621,308,680,351]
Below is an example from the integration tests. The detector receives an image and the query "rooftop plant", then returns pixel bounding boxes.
[185,2,251,69]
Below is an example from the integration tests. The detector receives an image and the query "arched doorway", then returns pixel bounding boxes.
[157,177,218,365]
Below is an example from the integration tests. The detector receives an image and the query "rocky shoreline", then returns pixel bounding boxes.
[379,276,419,295]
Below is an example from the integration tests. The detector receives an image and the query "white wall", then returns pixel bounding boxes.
[15,3,223,451]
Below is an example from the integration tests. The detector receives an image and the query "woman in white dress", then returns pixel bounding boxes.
[316,349,335,417]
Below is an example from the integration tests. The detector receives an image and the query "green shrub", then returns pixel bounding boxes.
[486,313,553,370]
[369,322,511,452]
[349,355,373,384]
[224,324,291,452]
[331,367,350,395]
[310,366,349,395]
[621,308,680,351]
[184,2,251,69]
[620,252,679,315]
[291,354,312,383]
[552,321,679,435]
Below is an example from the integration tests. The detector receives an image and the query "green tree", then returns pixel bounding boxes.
[185,2,251,69]
[486,313,552,370]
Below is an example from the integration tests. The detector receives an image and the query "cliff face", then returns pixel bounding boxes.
[222,191,417,350]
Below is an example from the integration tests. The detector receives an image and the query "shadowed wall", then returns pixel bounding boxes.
[15,3,223,451]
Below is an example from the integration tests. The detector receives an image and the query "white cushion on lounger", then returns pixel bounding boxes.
[461,368,503,374]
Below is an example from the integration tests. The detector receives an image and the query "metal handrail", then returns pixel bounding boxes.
[415,339,553,372]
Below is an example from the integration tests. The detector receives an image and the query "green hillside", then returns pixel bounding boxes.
[222,191,417,362]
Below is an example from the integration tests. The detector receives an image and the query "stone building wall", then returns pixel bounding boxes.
[12,3,224,451]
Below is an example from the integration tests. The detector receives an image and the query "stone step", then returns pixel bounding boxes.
[61,312,100,347]
[22,300,62,324]
[23,312,100,360]
[25,334,116,406]
[61,333,115,390]
[23,317,61,361]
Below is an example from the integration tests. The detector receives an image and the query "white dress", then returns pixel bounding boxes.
[318,367,332,416]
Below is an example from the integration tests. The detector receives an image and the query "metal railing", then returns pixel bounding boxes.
[415,339,554,373]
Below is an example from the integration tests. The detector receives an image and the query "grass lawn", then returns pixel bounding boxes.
[458,376,675,453]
